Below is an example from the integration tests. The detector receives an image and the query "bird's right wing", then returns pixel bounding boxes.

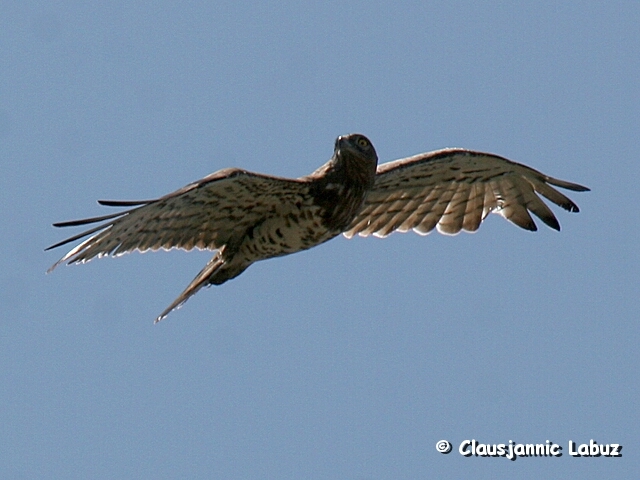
[46,168,310,272]
[344,149,589,238]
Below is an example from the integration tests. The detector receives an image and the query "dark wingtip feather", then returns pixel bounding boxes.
[540,215,561,231]
[545,176,590,193]
[98,199,152,207]
[560,200,580,213]
[45,222,108,251]
[561,182,590,192]
[45,237,76,251]
[53,211,126,228]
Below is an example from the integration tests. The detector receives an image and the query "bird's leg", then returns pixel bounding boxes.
[154,249,226,323]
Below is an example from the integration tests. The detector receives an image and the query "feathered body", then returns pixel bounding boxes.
[47,134,588,322]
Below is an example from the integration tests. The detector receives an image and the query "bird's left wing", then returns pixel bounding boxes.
[344,149,589,239]
[47,168,310,271]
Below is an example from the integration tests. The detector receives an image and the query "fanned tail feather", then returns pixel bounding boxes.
[155,253,225,323]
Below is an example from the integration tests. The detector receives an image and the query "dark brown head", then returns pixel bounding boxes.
[305,134,379,232]
[333,133,378,190]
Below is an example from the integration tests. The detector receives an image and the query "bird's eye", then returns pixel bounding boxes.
[357,137,369,148]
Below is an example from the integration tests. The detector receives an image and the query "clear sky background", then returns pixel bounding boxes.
[2,2,638,478]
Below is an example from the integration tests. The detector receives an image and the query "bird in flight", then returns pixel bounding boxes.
[47,134,589,322]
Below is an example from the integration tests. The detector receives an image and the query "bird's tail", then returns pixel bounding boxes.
[155,252,225,323]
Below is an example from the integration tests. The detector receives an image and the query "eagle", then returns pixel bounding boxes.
[47,134,589,322]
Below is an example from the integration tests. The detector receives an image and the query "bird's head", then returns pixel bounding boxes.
[333,133,378,188]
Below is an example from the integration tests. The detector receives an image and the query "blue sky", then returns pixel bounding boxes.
[2,1,638,478]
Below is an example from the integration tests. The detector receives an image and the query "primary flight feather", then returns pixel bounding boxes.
[47,134,589,322]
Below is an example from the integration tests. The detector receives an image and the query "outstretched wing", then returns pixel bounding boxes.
[46,168,310,271]
[344,149,589,238]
